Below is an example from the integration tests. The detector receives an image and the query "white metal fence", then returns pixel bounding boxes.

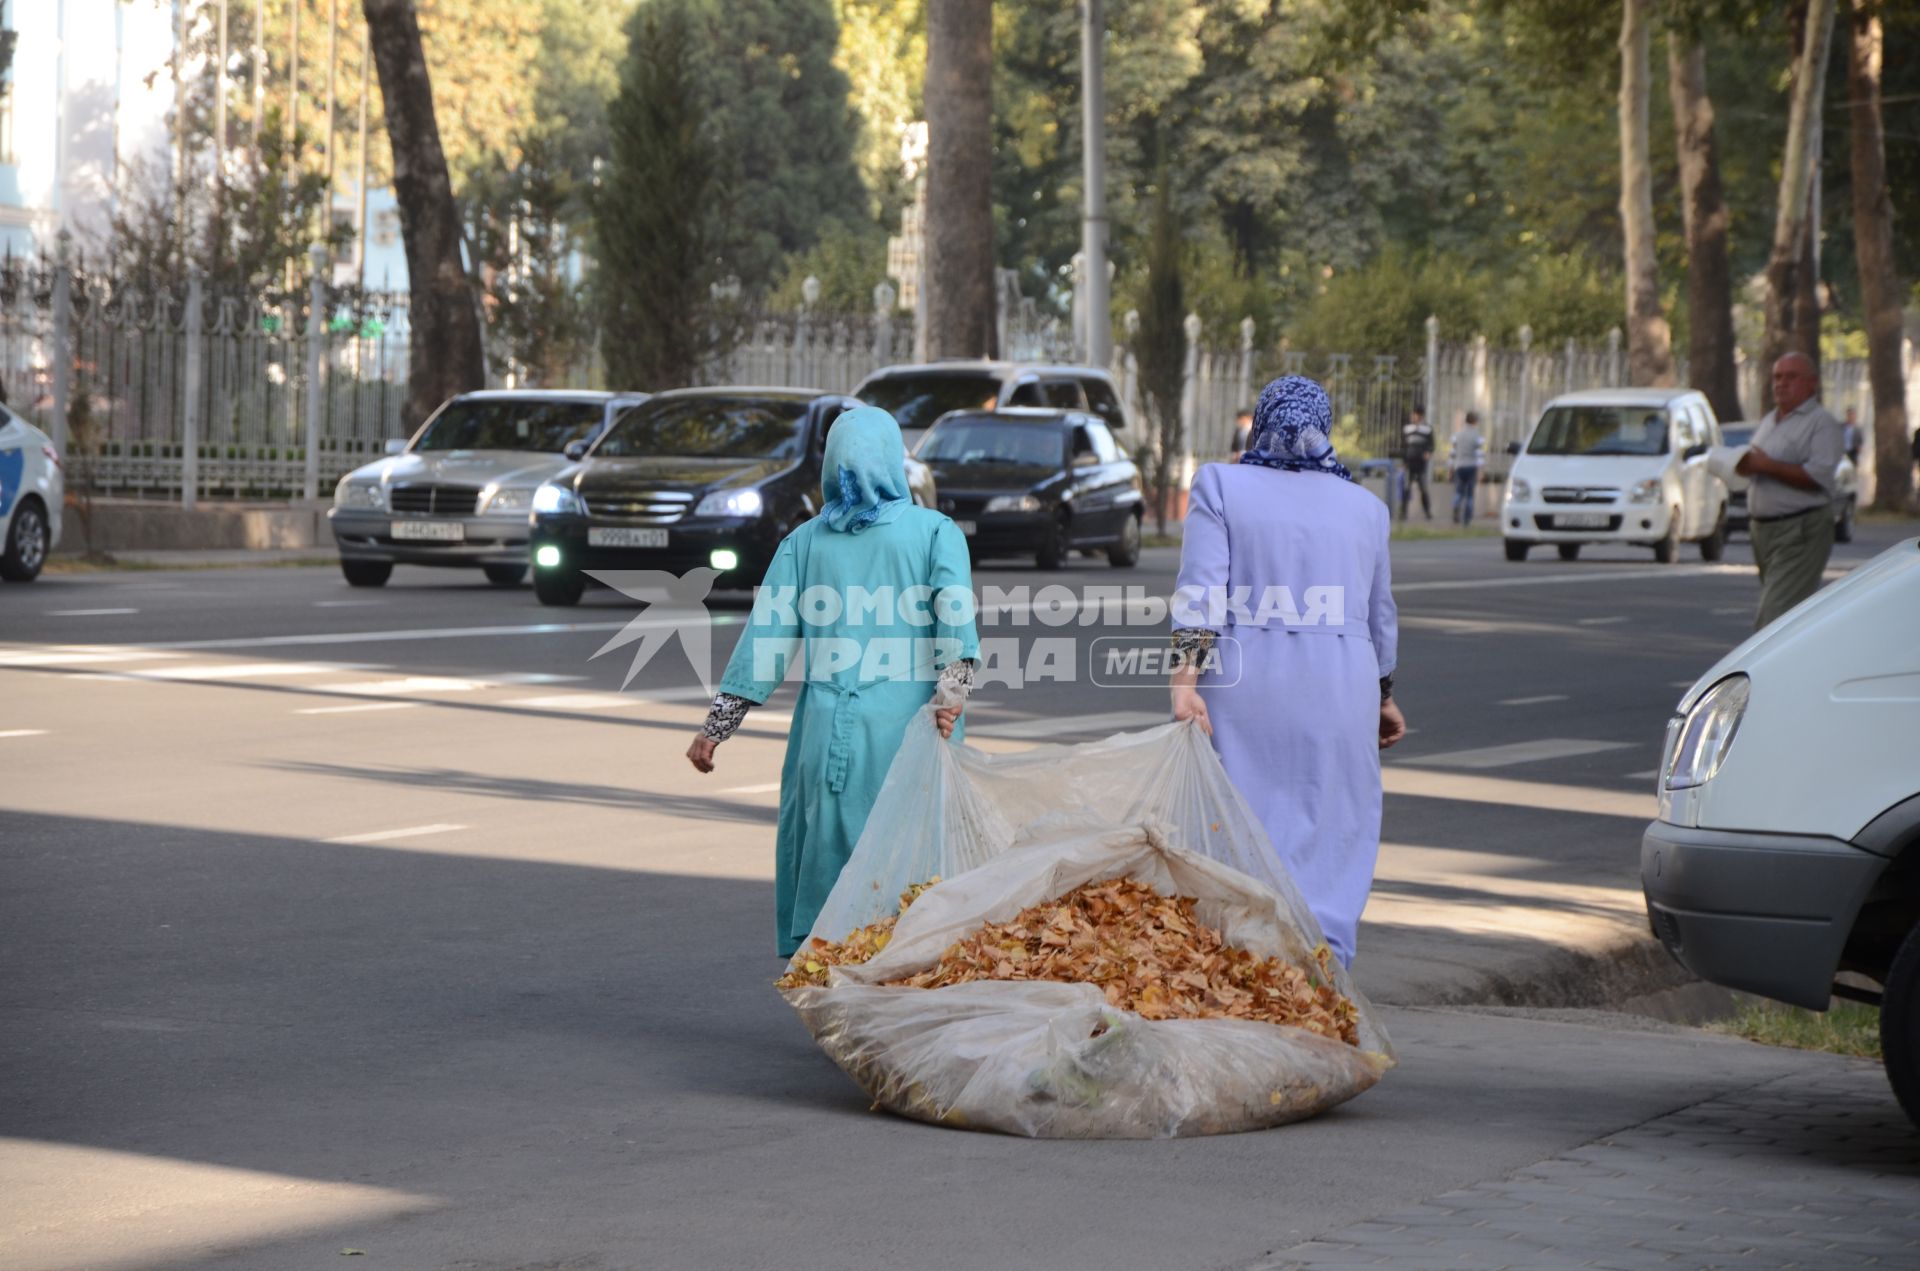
[4,243,1900,504]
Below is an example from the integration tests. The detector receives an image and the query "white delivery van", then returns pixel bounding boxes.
[1501,388,1729,563]
[1642,537,1920,1124]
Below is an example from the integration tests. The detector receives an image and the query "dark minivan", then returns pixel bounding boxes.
[528,388,932,605]
[918,408,1143,569]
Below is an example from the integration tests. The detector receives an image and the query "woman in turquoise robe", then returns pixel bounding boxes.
[686,407,980,956]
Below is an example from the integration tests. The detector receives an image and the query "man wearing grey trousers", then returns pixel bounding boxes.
[1738,353,1845,629]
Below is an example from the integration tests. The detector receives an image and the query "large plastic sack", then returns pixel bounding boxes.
[783,822,1393,1137]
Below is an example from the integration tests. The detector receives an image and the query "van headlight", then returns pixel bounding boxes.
[695,488,764,518]
[1663,675,1749,790]
[985,494,1042,513]
[1629,478,1662,504]
[1507,477,1531,503]
[532,483,582,515]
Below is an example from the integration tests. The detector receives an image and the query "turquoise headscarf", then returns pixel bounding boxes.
[819,406,912,533]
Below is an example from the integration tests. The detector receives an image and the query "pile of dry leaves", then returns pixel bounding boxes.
[886,877,1359,1047]
[775,879,941,989]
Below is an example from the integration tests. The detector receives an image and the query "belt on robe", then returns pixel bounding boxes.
[804,679,869,795]
[1218,619,1374,641]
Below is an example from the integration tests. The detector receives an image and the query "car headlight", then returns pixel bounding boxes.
[694,488,764,518]
[483,486,534,514]
[532,483,583,515]
[1663,675,1749,790]
[985,494,1042,513]
[1507,477,1531,502]
[1629,478,1662,504]
[334,478,385,511]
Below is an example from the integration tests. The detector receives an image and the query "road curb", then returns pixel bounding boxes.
[1373,929,1709,1017]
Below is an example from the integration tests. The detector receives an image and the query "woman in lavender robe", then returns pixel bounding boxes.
[1170,376,1406,966]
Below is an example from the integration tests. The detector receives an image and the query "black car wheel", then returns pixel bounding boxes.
[1836,497,1856,545]
[1504,539,1530,562]
[534,566,586,606]
[484,563,527,587]
[340,558,393,588]
[1882,919,1920,1128]
[1035,514,1069,570]
[1698,506,1728,561]
[1108,513,1141,568]
[1556,543,1581,562]
[1653,511,1680,563]
[0,497,49,582]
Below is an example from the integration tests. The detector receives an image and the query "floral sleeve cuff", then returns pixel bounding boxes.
[1170,628,1220,669]
[934,658,976,708]
[701,692,754,743]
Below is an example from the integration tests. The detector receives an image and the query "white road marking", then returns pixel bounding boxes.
[45,607,139,616]
[1383,767,1654,819]
[132,662,369,682]
[1670,679,1698,688]
[1498,694,1569,706]
[0,729,48,738]
[1393,564,1755,593]
[295,701,422,716]
[1397,738,1635,770]
[313,599,385,607]
[324,676,492,695]
[970,710,1169,740]
[154,616,736,652]
[0,646,184,668]
[719,781,783,795]
[502,693,638,710]
[1575,616,1630,626]
[1624,769,1661,780]
[324,823,466,845]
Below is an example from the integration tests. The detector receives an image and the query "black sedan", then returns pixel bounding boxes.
[919,408,1144,569]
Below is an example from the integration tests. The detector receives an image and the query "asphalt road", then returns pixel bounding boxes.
[2,521,1916,1268]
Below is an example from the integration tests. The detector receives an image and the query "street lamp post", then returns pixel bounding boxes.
[1081,0,1110,369]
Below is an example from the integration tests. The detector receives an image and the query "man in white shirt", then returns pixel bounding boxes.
[1737,353,1845,628]
[1449,412,1486,525]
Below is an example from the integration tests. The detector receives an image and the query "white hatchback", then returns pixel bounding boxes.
[0,404,62,582]
[1502,387,1729,563]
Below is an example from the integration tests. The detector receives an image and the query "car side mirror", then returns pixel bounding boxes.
[564,439,591,461]
[1072,450,1099,468]
[384,438,407,455]
[1505,440,1522,456]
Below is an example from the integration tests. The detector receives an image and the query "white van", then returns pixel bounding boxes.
[1501,387,1729,563]
[1641,537,1920,1124]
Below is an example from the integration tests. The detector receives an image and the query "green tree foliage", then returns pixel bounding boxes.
[636,0,867,294]
[767,221,891,312]
[466,135,594,387]
[595,7,737,389]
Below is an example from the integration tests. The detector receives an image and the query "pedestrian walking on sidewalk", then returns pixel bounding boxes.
[1400,406,1435,521]
[1738,353,1845,629]
[1168,375,1405,966]
[686,407,981,956]
[1449,412,1485,525]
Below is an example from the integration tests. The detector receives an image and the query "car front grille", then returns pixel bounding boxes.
[389,484,482,515]
[1534,513,1623,532]
[1541,486,1621,504]
[581,487,694,523]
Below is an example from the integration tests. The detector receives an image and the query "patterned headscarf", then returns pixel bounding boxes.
[819,405,912,533]
[1237,375,1353,482]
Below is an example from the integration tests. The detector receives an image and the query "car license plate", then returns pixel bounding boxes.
[956,520,977,536]
[588,527,669,548]
[1555,512,1609,530]
[389,520,464,542]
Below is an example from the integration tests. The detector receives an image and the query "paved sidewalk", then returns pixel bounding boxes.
[1260,1060,1919,1270]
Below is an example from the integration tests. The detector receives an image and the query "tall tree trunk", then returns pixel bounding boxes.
[1666,34,1739,420]
[924,0,996,360]
[1847,0,1911,510]
[362,0,485,425]
[1761,0,1836,410]
[1618,0,1674,387]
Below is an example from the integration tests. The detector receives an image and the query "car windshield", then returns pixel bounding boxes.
[858,373,1001,432]
[917,417,1064,468]
[595,396,808,460]
[1528,406,1671,456]
[413,399,604,452]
